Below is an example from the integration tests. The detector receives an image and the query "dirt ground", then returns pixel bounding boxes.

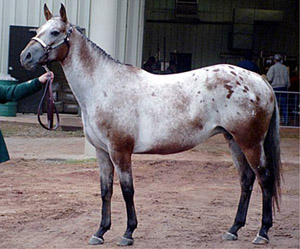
[0,122,299,249]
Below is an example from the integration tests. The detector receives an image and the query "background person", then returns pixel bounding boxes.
[237,51,260,73]
[267,54,290,125]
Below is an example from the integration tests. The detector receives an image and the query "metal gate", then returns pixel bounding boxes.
[274,90,299,127]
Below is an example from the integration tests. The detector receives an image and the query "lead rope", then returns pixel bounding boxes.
[37,65,60,130]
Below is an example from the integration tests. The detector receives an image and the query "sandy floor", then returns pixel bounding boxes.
[0,123,299,249]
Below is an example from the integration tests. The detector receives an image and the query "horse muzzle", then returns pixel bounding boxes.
[20,43,47,71]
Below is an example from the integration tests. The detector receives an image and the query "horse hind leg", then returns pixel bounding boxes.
[235,139,274,245]
[222,133,256,241]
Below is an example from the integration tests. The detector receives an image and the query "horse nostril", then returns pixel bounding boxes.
[25,52,32,62]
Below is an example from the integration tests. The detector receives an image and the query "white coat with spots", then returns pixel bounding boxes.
[20,4,282,246]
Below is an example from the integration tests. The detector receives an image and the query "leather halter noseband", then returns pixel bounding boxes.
[32,27,72,130]
[31,26,73,59]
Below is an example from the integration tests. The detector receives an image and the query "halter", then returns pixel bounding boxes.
[31,26,73,61]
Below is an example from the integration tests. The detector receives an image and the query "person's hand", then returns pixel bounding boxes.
[38,71,54,84]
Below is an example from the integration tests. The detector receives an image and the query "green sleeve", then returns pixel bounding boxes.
[0,78,43,104]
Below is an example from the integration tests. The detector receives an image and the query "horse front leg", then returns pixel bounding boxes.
[110,150,137,246]
[89,148,114,245]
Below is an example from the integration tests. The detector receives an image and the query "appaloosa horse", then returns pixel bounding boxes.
[20,4,281,246]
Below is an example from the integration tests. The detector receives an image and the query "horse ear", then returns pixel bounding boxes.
[60,4,68,23]
[44,4,53,21]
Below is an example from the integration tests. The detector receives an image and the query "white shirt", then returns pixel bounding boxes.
[267,62,290,89]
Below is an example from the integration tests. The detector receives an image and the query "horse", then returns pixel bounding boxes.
[20,4,281,246]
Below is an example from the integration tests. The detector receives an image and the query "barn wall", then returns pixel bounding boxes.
[143,0,299,69]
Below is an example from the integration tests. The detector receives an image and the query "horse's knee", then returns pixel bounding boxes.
[101,184,113,199]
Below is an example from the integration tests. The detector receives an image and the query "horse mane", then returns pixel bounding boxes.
[73,25,122,65]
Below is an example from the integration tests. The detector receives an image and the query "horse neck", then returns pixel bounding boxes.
[60,27,116,111]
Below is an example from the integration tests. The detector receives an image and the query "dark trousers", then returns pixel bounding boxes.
[274,87,288,125]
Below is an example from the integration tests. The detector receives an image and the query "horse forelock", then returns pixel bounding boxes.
[38,16,67,34]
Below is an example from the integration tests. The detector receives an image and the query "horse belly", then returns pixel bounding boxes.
[133,121,214,155]
[135,141,196,155]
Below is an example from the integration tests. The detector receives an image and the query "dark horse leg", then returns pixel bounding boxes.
[225,132,273,245]
[243,144,274,244]
[222,133,256,241]
[89,148,114,245]
[110,150,138,246]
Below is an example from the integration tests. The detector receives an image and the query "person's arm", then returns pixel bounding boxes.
[266,67,274,84]
[285,69,291,89]
[0,79,42,104]
[0,72,53,104]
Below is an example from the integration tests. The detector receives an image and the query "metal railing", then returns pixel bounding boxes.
[274,91,299,128]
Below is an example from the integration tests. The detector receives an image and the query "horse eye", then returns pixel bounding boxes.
[51,30,60,36]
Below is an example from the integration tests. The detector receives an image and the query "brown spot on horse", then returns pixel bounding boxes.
[79,38,96,74]
[224,84,234,99]
[230,71,237,76]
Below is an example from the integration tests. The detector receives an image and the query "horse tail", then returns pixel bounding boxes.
[264,98,282,211]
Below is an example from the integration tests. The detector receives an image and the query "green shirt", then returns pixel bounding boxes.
[0,78,43,163]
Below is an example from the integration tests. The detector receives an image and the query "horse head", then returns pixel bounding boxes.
[20,4,71,70]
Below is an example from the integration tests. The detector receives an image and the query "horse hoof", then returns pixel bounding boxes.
[252,234,269,245]
[88,235,104,245]
[222,232,238,241]
[117,237,134,246]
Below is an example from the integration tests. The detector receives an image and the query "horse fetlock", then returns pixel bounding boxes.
[100,222,111,231]
[128,217,138,228]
